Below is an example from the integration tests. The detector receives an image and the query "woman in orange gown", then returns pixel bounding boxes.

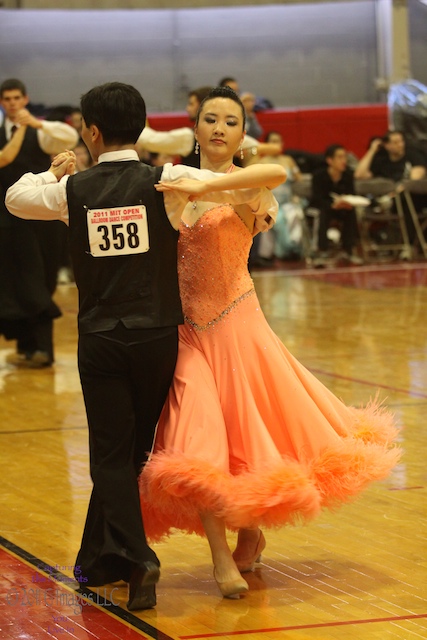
[140,87,400,599]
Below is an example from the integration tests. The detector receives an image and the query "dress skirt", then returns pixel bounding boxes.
[139,292,400,541]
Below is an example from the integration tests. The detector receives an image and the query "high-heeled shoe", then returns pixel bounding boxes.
[232,530,266,573]
[213,568,249,599]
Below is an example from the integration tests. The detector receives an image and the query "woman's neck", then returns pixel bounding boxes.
[200,154,234,174]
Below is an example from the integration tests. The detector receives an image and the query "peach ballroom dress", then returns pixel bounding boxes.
[139,203,400,541]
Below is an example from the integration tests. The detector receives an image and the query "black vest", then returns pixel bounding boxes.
[66,160,183,334]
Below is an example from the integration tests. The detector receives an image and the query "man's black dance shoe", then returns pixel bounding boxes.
[127,561,160,611]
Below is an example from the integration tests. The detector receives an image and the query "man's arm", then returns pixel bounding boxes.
[354,138,382,179]
[406,149,427,179]
[136,126,195,157]
[15,109,79,155]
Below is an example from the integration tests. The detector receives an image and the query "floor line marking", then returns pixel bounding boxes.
[252,262,427,278]
[0,426,87,435]
[179,612,427,638]
[0,536,175,640]
[308,367,427,399]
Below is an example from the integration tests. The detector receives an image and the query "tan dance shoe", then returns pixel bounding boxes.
[232,529,266,573]
[213,568,249,599]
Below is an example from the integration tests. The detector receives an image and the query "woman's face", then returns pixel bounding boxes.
[195,97,245,161]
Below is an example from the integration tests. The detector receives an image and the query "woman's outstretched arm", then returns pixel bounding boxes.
[157,163,287,198]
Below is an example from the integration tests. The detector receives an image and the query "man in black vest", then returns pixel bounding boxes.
[8,82,183,611]
[0,78,78,367]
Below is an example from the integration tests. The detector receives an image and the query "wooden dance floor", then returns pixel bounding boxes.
[1,261,426,640]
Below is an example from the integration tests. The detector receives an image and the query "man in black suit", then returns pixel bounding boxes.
[0,78,78,366]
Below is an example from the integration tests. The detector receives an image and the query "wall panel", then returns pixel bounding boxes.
[0,3,425,116]
[0,4,379,111]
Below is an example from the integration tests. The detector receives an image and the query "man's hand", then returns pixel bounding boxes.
[369,138,383,154]
[49,150,76,181]
[15,108,43,129]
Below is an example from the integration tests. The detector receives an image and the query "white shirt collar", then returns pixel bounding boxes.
[97,149,139,163]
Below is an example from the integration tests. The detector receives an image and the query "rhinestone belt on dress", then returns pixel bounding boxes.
[184,288,255,331]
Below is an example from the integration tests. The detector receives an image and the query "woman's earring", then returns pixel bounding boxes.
[240,146,244,160]
[195,141,199,155]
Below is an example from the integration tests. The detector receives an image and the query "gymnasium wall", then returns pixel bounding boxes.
[147,104,388,158]
[1,2,426,156]
[0,3,386,111]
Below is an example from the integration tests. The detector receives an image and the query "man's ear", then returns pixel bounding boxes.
[90,124,101,143]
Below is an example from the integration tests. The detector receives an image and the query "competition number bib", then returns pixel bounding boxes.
[87,205,149,257]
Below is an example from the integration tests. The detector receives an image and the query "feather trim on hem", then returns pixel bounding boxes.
[139,432,401,542]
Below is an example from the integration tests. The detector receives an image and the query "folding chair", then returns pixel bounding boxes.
[291,175,319,263]
[355,178,412,261]
[400,179,427,258]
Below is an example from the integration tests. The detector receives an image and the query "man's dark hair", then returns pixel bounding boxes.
[188,86,213,105]
[80,82,146,145]
[196,86,246,130]
[45,104,76,122]
[218,77,237,88]
[324,144,345,160]
[383,130,405,143]
[0,78,27,98]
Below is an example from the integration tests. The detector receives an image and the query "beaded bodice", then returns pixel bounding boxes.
[178,204,255,330]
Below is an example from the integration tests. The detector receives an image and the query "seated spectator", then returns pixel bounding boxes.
[355,131,427,255]
[284,148,325,174]
[240,92,263,140]
[355,131,426,182]
[311,144,362,266]
[254,132,305,263]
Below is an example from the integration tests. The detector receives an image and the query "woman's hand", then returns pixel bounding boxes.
[49,150,76,180]
[155,178,208,201]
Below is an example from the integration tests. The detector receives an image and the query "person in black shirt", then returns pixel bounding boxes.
[311,144,361,265]
[355,131,426,182]
[355,131,427,251]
